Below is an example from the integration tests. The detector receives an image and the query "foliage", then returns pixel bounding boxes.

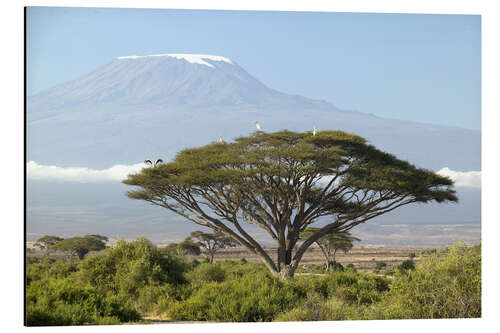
[398,259,415,271]
[368,243,481,319]
[276,269,389,321]
[50,234,108,259]
[323,270,390,305]
[327,261,345,272]
[26,237,481,324]
[26,276,140,326]
[26,237,191,325]
[166,264,301,322]
[186,263,226,283]
[34,235,64,252]
[124,130,457,278]
[162,240,201,257]
[79,237,188,301]
[274,292,335,321]
[26,258,78,285]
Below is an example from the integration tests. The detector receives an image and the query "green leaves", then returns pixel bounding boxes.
[50,235,108,260]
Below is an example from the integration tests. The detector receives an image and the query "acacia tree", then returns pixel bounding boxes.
[187,231,238,263]
[299,227,360,271]
[124,130,457,279]
[51,234,108,259]
[33,235,64,256]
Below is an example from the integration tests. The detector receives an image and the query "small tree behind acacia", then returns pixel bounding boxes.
[163,240,201,257]
[299,227,360,271]
[33,235,64,256]
[124,130,457,279]
[188,231,237,263]
[51,234,108,259]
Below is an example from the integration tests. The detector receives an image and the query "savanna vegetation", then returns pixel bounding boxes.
[26,237,481,326]
[26,130,477,325]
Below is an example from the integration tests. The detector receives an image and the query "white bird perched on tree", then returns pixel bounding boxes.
[218,136,225,143]
[145,158,163,167]
[255,120,263,132]
[313,127,318,136]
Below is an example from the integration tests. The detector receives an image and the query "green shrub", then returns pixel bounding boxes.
[166,263,301,322]
[369,243,481,319]
[275,293,364,321]
[286,275,328,298]
[398,259,415,271]
[77,237,189,314]
[26,237,191,325]
[327,261,344,272]
[26,277,140,326]
[186,263,226,283]
[26,258,79,285]
[79,237,187,293]
[324,270,389,305]
[274,292,333,321]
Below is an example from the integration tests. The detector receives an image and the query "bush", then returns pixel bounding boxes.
[80,237,187,293]
[166,261,301,322]
[186,263,226,283]
[327,261,344,272]
[324,270,389,305]
[27,258,78,285]
[369,243,481,319]
[78,237,189,313]
[398,259,415,271]
[26,277,140,326]
[275,292,364,321]
[274,292,333,321]
[286,275,329,298]
[26,237,190,325]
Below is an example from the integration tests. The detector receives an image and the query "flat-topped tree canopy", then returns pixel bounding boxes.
[124,130,457,279]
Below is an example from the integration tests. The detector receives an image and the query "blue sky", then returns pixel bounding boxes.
[26,7,481,130]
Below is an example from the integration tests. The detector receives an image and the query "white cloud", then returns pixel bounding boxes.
[26,162,482,188]
[437,167,481,188]
[27,161,147,182]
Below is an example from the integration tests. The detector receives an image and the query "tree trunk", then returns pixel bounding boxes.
[278,265,296,280]
[317,243,329,271]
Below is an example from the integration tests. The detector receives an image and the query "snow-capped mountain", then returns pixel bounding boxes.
[27,54,480,171]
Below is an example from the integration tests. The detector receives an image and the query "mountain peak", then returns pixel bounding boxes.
[116,53,233,68]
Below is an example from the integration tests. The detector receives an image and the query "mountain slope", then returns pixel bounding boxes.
[27,54,480,171]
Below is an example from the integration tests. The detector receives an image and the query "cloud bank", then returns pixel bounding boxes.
[27,161,147,182]
[437,167,481,188]
[26,161,481,188]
